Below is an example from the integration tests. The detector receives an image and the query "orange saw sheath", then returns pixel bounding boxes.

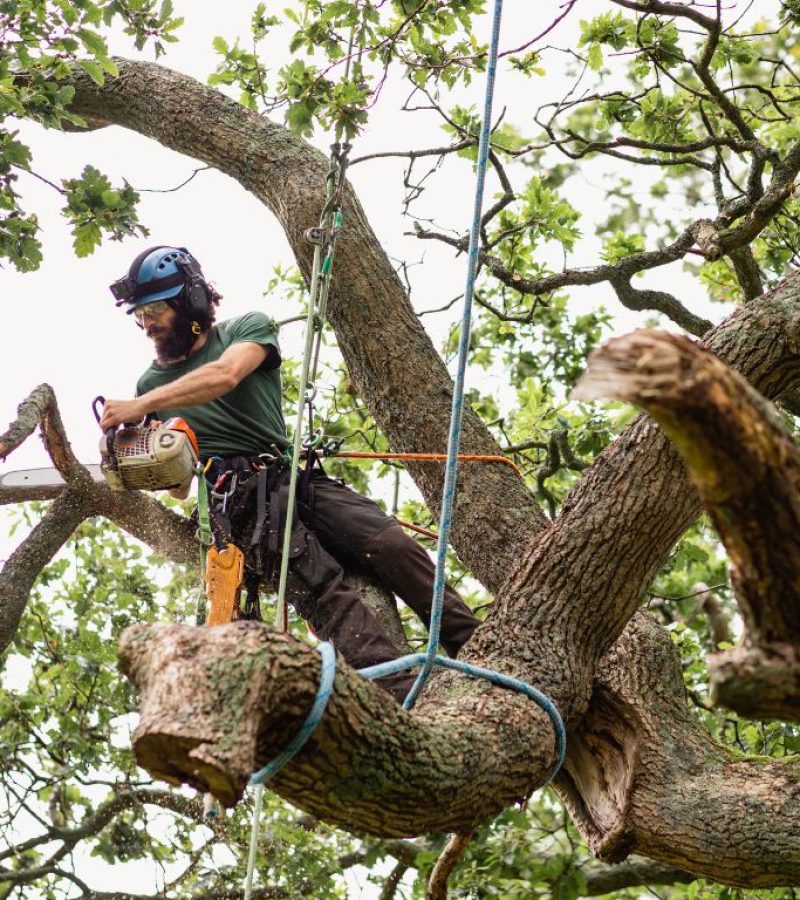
[204,544,245,626]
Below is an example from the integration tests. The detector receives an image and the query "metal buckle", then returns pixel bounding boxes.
[211,473,238,514]
[304,227,327,246]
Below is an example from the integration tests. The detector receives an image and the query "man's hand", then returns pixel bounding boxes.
[100,398,149,430]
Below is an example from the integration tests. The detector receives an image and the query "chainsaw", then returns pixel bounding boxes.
[92,396,200,493]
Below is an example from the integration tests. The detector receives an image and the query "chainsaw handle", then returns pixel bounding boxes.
[92,397,120,470]
[92,394,152,430]
[92,395,105,425]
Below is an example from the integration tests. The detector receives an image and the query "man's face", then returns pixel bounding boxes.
[134,299,192,364]
[135,298,175,334]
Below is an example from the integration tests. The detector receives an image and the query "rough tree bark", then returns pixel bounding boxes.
[7,58,800,886]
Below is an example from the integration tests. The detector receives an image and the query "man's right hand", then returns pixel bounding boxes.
[100,398,148,430]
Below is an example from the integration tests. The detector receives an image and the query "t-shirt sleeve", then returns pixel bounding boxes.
[227,312,281,370]
[135,373,149,398]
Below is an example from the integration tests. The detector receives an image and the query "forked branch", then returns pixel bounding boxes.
[0,383,83,477]
[575,329,800,721]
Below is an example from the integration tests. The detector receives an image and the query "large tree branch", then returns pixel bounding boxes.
[118,622,561,836]
[430,270,800,767]
[576,329,800,722]
[0,485,92,653]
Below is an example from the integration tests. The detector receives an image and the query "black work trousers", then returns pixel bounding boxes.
[229,466,480,702]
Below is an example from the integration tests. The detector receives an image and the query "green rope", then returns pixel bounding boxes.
[195,465,213,625]
[243,142,350,900]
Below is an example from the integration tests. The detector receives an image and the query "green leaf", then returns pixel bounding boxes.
[73,221,102,256]
[100,57,120,77]
[77,28,108,57]
[79,59,105,86]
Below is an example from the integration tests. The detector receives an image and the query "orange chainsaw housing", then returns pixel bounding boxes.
[162,417,200,458]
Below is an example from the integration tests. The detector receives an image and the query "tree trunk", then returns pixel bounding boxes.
[558,614,800,886]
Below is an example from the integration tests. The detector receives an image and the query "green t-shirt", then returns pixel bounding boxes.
[136,312,289,459]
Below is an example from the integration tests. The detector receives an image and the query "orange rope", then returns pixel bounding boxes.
[395,518,438,540]
[330,451,523,480]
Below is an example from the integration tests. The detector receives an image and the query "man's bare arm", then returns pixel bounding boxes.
[100,342,273,429]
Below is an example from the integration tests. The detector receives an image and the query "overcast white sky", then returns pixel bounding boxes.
[0,0,696,476]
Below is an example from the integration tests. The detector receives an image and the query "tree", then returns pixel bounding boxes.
[4,0,800,896]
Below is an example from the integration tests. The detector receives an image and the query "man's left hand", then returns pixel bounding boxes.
[100,398,148,430]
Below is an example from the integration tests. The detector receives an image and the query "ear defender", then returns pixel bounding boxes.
[174,248,211,321]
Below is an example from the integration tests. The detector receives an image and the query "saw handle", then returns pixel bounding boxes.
[94,395,145,472]
[91,395,105,425]
[91,396,119,470]
[92,395,153,428]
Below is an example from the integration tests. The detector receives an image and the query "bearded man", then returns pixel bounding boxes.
[100,245,479,701]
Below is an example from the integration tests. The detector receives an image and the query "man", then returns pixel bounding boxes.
[101,245,479,701]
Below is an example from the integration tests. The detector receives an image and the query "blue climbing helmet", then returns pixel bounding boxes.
[109,245,208,314]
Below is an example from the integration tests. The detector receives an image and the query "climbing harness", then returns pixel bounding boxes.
[240,4,563,895]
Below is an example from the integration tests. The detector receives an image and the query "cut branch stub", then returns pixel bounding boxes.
[118,621,559,837]
[556,613,800,887]
[574,329,800,721]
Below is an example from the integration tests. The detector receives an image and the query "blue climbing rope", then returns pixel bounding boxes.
[243,642,336,900]
[388,0,566,772]
[249,641,337,786]
[402,0,503,710]
[360,654,566,781]
[243,13,564,893]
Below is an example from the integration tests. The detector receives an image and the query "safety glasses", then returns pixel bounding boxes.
[133,300,170,322]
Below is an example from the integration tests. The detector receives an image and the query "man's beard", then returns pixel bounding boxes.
[149,310,197,364]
